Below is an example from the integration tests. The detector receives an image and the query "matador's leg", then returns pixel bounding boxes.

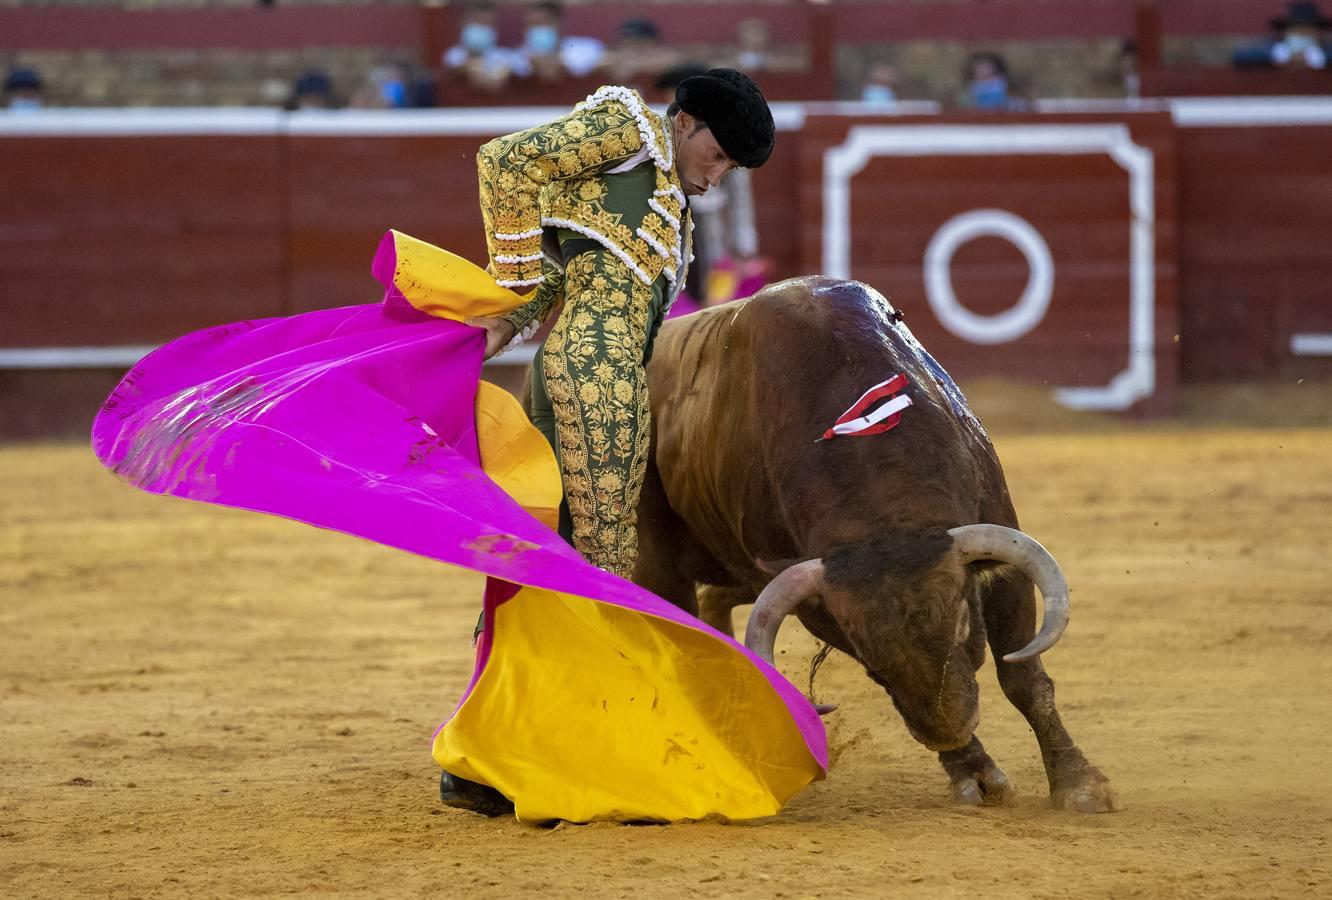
[541,248,655,578]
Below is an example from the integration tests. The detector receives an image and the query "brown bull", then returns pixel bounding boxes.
[632,276,1119,813]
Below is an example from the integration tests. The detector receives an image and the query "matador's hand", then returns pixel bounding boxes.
[465,316,517,360]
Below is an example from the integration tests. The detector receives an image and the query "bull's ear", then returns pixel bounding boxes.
[755,557,816,577]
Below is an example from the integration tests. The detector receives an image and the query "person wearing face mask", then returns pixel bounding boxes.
[1233,2,1332,69]
[4,68,45,112]
[349,64,413,109]
[443,0,530,92]
[601,17,682,85]
[723,17,805,75]
[962,52,1026,112]
[520,0,605,81]
[860,61,900,105]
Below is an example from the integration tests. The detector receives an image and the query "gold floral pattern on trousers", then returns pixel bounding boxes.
[541,250,653,578]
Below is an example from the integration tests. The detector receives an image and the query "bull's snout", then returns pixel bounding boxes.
[903,706,980,753]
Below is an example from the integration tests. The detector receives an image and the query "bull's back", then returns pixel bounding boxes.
[648,277,1002,572]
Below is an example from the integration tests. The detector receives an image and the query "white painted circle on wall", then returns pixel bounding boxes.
[923,208,1055,345]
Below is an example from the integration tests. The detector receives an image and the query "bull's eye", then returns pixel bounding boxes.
[954,604,971,642]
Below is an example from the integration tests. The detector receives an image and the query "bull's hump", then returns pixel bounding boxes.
[653,276,902,371]
[744,277,899,350]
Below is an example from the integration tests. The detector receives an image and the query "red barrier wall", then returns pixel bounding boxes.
[3,101,1331,437]
[1176,123,1332,381]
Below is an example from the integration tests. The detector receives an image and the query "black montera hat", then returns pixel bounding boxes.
[674,67,775,169]
[1272,2,1331,28]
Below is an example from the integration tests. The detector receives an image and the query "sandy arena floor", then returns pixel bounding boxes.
[2,385,1330,898]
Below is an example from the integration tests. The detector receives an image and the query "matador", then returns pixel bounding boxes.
[468,69,776,579]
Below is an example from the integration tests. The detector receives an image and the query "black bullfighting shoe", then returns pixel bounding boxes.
[439,770,514,817]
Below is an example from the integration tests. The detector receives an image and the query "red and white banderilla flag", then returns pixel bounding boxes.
[819,373,912,441]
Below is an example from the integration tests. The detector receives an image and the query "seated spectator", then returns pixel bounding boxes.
[520,1,605,81]
[289,70,336,110]
[1118,39,1141,101]
[349,64,412,109]
[4,67,45,111]
[443,0,529,94]
[725,18,803,74]
[860,61,900,105]
[600,17,680,85]
[1233,2,1331,69]
[962,52,1027,111]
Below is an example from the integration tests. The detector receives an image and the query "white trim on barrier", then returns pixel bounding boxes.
[1037,97,1332,127]
[822,123,1156,412]
[1169,97,1332,128]
[0,108,285,136]
[0,102,825,137]
[0,107,567,137]
[1291,333,1332,356]
[0,343,537,369]
[2,98,1331,138]
[0,345,160,369]
[923,209,1055,345]
[286,107,572,137]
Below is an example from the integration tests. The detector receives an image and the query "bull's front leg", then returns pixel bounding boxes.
[982,570,1120,813]
[696,585,753,637]
[937,736,1017,806]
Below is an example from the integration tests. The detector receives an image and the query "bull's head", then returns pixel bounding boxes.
[744,525,1069,752]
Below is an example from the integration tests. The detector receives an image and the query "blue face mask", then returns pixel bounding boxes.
[461,23,497,54]
[861,84,896,104]
[970,76,1009,109]
[7,97,43,112]
[525,25,560,55]
[380,79,407,108]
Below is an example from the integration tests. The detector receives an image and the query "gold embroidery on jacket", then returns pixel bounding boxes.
[476,86,686,294]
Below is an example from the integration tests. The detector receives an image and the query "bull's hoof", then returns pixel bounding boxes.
[949,761,1015,807]
[439,770,514,818]
[1051,773,1121,814]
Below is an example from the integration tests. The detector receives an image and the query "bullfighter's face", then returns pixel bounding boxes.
[820,558,984,752]
[671,110,739,197]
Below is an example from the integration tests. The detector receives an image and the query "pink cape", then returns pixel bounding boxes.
[91,233,827,822]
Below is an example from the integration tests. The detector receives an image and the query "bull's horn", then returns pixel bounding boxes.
[744,559,825,665]
[948,524,1069,662]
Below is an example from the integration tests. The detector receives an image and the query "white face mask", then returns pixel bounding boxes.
[1284,33,1318,53]
[525,25,560,55]
[7,97,43,112]
[736,50,766,70]
[861,84,896,104]
[461,23,497,54]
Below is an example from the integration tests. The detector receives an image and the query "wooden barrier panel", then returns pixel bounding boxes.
[1175,121,1332,382]
[3,102,1332,438]
[796,112,1179,413]
[2,134,286,347]
[286,134,489,313]
[1142,66,1332,99]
